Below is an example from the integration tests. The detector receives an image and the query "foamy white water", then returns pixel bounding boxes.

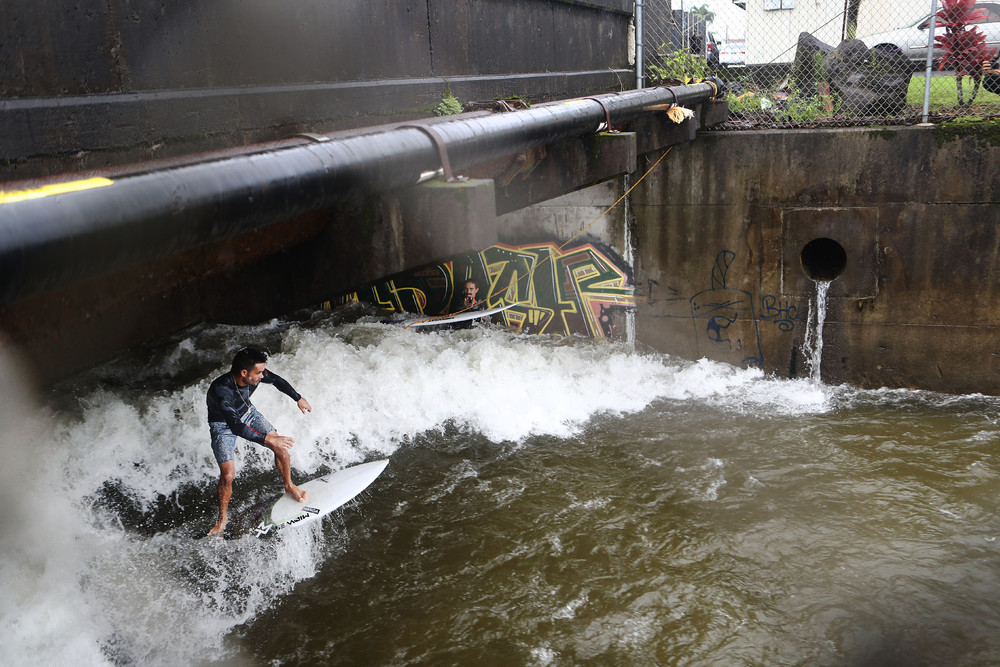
[3,309,996,665]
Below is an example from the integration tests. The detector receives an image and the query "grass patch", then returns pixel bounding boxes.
[907,73,1000,111]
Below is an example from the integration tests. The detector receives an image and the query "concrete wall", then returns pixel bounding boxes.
[631,125,1000,395]
[0,173,517,383]
[1,0,633,181]
[0,111,689,384]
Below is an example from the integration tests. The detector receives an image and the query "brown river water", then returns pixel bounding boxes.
[3,306,1000,666]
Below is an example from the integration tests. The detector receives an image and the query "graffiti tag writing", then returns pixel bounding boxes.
[760,295,799,331]
[332,241,635,339]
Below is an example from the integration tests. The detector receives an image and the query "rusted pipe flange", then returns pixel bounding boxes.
[583,97,618,134]
[398,123,466,183]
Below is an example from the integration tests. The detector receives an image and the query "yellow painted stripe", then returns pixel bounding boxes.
[0,177,114,205]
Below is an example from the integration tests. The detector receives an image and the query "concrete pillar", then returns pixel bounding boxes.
[398,178,498,266]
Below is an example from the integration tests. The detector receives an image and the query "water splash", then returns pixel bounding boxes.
[622,174,636,347]
[1,313,838,665]
[802,280,831,382]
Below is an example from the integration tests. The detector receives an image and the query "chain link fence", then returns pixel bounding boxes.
[639,0,1000,128]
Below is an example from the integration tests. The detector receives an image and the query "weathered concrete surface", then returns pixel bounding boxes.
[399,179,500,266]
[470,131,638,215]
[1,0,633,180]
[497,178,628,252]
[632,126,1000,395]
[0,110,703,383]
[0,186,494,383]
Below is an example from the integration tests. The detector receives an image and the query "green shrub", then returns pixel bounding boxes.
[434,86,463,116]
[726,90,763,115]
[776,93,837,123]
[648,48,710,84]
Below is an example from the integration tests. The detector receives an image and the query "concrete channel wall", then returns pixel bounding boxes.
[1,0,632,181]
[630,125,1000,396]
[0,108,702,385]
[0,0,636,383]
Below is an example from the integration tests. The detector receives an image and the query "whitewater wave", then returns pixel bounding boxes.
[0,314,856,665]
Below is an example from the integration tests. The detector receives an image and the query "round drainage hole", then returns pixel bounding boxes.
[800,237,846,281]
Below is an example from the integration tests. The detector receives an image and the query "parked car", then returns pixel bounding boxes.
[859,2,1000,65]
[689,30,719,65]
[720,37,746,66]
[706,31,720,66]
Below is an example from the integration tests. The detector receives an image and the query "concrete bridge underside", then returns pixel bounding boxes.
[0,103,725,384]
[1,0,651,383]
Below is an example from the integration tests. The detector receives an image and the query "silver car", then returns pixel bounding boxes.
[859,2,1000,64]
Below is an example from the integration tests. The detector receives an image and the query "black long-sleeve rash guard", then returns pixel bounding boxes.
[206,369,302,444]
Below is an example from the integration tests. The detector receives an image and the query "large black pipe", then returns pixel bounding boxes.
[0,81,721,306]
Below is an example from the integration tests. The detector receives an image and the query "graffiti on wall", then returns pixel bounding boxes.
[760,294,799,332]
[690,250,764,367]
[688,250,810,368]
[332,241,635,339]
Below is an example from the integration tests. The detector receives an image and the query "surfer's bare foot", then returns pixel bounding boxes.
[208,517,227,536]
[287,484,308,503]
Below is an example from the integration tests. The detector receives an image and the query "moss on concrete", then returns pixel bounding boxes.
[589,131,631,164]
[866,128,898,141]
[934,116,1000,148]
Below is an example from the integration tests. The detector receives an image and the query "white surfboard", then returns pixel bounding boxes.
[254,459,389,536]
[402,302,518,328]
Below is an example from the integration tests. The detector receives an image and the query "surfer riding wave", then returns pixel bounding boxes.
[206,347,312,536]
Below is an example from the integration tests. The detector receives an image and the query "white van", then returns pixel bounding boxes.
[721,37,746,66]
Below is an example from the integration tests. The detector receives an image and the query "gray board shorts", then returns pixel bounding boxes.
[209,406,274,465]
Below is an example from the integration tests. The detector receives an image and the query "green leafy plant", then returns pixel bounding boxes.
[775,93,837,123]
[648,48,710,84]
[811,50,830,84]
[726,90,764,116]
[790,48,832,103]
[434,85,463,116]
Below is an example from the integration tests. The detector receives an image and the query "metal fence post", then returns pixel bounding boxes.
[922,0,940,124]
[636,0,645,90]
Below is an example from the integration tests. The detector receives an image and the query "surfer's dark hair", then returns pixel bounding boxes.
[231,347,268,374]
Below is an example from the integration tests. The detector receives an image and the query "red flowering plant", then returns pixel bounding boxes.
[934,0,998,106]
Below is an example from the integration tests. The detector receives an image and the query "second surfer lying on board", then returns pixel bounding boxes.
[450,279,485,330]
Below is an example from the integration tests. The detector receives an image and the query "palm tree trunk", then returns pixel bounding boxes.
[844,0,862,40]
